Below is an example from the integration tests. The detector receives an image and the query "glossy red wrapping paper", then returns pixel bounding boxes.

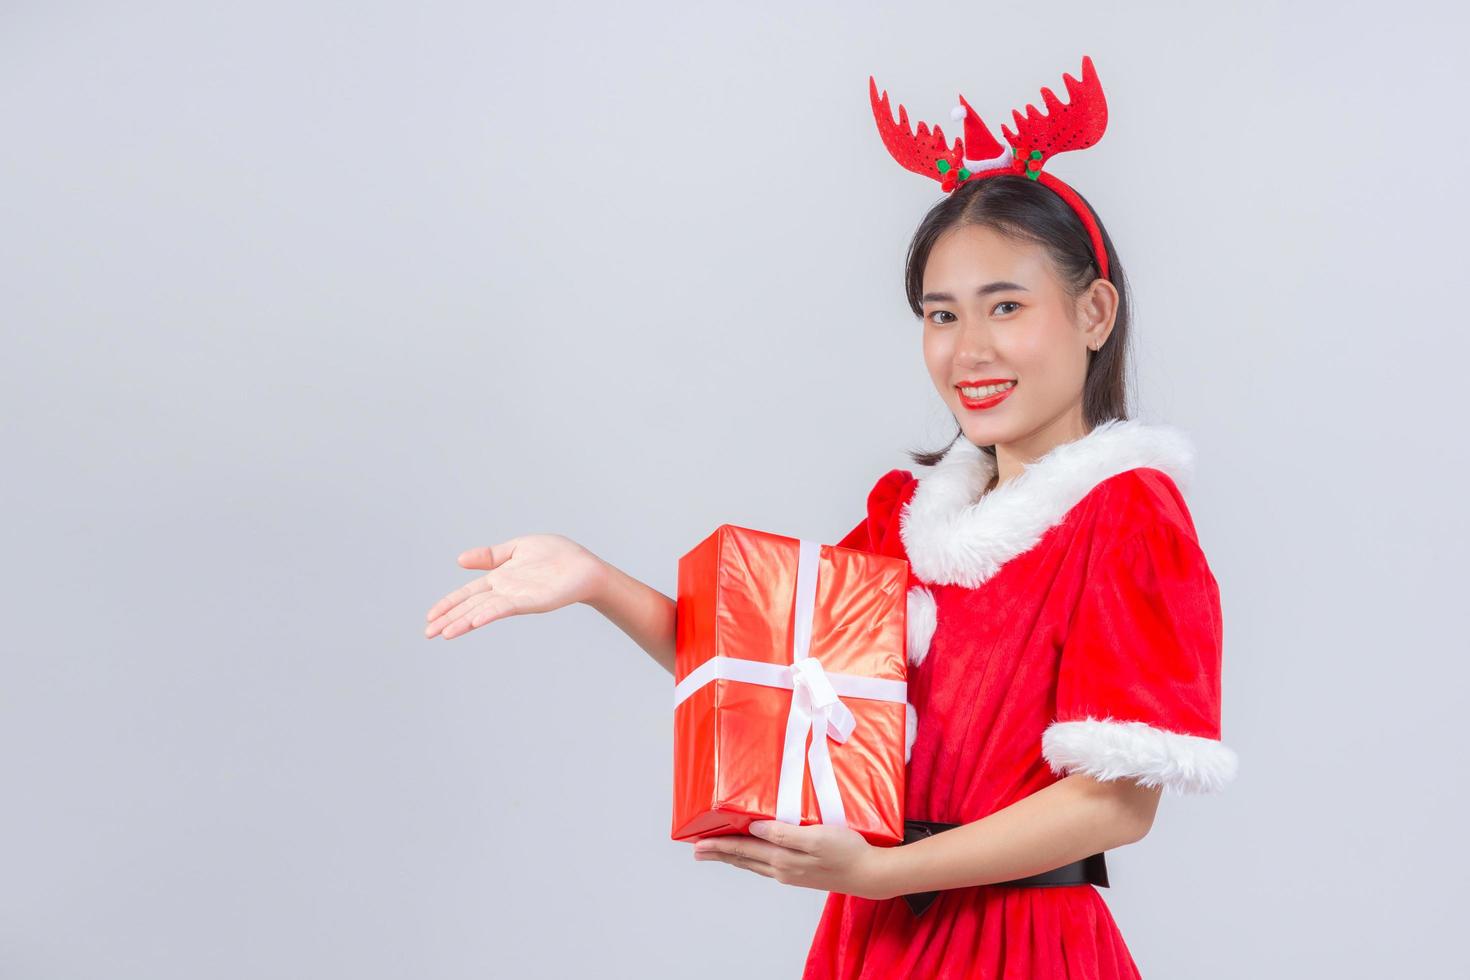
[671,524,908,846]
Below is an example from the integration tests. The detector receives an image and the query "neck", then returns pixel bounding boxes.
[990,405,1091,488]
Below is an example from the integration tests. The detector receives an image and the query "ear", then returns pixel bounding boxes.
[1077,278,1118,350]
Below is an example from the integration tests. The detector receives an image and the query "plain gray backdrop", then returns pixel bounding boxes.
[4,1,1465,976]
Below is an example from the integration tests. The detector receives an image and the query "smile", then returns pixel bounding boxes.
[956,379,1017,410]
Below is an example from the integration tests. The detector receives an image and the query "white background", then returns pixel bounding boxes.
[3,1,1464,976]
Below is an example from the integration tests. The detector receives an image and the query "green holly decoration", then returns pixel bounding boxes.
[936,160,950,174]
[958,168,971,180]
[1026,148,1044,180]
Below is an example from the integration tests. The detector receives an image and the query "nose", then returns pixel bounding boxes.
[954,317,998,365]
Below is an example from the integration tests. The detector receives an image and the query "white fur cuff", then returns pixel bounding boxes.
[904,701,917,764]
[906,585,937,667]
[1041,717,1239,795]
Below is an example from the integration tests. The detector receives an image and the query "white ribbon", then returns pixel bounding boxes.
[672,539,907,828]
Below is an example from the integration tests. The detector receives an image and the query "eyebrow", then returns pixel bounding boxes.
[921,282,1030,303]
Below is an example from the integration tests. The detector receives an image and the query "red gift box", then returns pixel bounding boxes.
[671,524,909,845]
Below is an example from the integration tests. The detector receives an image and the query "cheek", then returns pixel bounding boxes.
[1005,328,1054,367]
[1009,332,1087,405]
[922,328,953,382]
[1009,323,1077,378]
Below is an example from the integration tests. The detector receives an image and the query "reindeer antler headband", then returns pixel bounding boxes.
[869,55,1110,281]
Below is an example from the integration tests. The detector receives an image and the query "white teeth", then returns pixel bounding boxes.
[959,381,1016,398]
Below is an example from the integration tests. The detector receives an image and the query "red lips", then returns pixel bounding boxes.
[956,379,1017,410]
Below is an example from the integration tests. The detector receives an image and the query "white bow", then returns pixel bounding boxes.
[775,655,857,827]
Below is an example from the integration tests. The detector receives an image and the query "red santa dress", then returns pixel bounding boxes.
[802,417,1238,980]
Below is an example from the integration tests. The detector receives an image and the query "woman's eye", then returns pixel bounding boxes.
[927,304,1018,323]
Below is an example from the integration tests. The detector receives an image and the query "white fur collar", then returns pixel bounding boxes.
[898,417,1196,588]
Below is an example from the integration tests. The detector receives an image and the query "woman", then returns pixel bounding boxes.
[424,58,1237,978]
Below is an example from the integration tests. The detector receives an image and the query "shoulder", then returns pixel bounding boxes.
[867,467,918,514]
[1077,466,1203,549]
[1076,467,1211,575]
[860,467,919,560]
[1063,474,1223,646]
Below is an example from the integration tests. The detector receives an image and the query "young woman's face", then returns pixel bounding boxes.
[920,223,1113,452]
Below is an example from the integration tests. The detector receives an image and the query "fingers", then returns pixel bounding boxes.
[424,540,517,629]
[457,541,517,572]
[425,577,496,629]
[423,540,520,631]
[716,853,777,879]
[431,592,521,639]
[694,835,791,867]
[748,819,826,854]
[696,843,778,879]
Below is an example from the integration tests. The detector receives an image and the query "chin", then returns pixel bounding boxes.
[957,421,1008,448]
[954,410,1019,447]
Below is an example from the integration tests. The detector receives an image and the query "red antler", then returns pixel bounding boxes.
[1000,55,1107,164]
[868,75,963,181]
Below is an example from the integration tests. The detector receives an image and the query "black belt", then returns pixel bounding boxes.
[898,819,1110,916]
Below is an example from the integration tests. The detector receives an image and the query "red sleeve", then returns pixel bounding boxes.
[835,468,915,556]
[1041,521,1239,795]
[834,467,922,762]
[835,516,870,552]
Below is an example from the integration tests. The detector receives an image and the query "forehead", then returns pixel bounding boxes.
[922,224,1054,293]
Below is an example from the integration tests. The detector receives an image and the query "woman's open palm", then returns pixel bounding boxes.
[424,534,606,640]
